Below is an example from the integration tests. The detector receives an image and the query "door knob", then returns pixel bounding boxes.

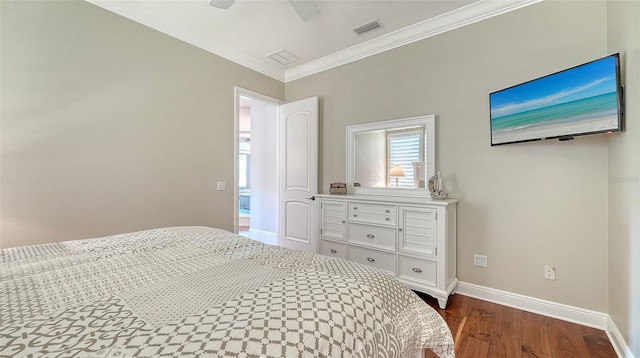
[306,196,316,201]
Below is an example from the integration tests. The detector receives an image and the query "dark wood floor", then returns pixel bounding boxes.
[418,292,617,358]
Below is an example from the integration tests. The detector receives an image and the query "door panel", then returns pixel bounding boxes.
[399,206,437,258]
[284,113,310,189]
[284,201,310,243]
[321,200,346,242]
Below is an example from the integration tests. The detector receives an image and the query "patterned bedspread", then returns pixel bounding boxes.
[1,226,454,358]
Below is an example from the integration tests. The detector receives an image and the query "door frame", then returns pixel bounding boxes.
[233,87,284,234]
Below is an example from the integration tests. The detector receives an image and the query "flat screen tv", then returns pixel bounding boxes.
[490,53,624,146]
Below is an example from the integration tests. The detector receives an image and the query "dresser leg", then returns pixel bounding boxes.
[437,296,448,309]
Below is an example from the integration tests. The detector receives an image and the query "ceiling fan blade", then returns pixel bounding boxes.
[288,0,321,22]
[208,0,236,10]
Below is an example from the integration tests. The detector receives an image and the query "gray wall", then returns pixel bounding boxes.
[607,1,640,356]
[287,0,610,311]
[0,0,284,248]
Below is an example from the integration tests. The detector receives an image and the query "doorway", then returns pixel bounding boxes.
[234,88,319,253]
[234,88,282,245]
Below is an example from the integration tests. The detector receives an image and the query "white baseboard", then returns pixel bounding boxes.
[607,315,636,358]
[247,228,277,245]
[455,281,635,358]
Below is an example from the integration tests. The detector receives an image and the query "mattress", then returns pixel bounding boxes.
[0,226,454,357]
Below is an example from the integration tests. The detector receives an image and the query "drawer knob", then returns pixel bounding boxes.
[385,217,390,221]
[398,228,403,232]
[412,268,422,273]
[353,206,358,210]
[367,257,375,262]
[341,220,346,223]
[385,209,390,213]
[366,234,375,239]
[330,249,337,254]
[353,214,358,217]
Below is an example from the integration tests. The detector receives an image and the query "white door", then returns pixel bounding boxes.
[278,97,318,253]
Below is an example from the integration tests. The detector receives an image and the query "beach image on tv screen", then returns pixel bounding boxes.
[490,55,620,145]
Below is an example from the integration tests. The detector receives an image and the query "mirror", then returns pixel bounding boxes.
[346,115,435,196]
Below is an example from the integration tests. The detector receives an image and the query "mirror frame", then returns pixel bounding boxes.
[346,114,436,196]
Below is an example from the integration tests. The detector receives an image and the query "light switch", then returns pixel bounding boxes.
[216,181,226,191]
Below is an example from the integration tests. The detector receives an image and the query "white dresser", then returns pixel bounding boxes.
[318,194,457,308]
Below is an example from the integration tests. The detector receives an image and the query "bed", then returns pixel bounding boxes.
[0,226,454,357]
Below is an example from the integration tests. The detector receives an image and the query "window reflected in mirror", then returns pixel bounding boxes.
[354,127,425,189]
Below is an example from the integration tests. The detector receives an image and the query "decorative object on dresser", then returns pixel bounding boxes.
[329,182,347,194]
[428,171,448,200]
[318,194,457,309]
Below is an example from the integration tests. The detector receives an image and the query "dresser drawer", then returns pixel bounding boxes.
[347,223,396,251]
[321,240,346,259]
[399,256,436,286]
[348,246,396,274]
[348,203,396,226]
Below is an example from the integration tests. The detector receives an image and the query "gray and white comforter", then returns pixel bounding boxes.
[0,226,454,357]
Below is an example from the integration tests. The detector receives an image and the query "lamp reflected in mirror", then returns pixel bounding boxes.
[389,165,405,188]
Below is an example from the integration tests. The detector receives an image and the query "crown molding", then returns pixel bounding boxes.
[284,0,542,82]
[86,0,285,82]
[86,0,541,84]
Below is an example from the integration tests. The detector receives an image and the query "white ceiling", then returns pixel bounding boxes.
[87,0,540,82]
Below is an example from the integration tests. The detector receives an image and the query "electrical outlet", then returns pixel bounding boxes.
[544,265,556,280]
[474,254,488,267]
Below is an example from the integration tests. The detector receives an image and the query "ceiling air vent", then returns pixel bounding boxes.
[353,20,383,35]
[266,49,300,65]
[208,0,235,9]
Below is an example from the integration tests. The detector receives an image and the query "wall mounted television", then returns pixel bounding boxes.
[490,53,624,146]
